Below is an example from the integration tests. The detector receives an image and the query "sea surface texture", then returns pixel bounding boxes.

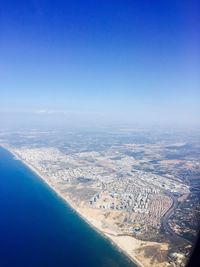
[0,147,136,267]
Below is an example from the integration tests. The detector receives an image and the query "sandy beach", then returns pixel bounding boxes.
[5,146,170,267]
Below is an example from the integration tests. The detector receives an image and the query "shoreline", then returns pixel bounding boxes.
[1,145,169,267]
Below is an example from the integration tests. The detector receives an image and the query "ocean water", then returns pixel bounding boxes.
[0,147,137,267]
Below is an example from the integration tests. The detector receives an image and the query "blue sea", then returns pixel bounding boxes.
[0,147,137,267]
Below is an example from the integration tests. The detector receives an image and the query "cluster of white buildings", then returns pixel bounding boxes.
[12,146,184,228]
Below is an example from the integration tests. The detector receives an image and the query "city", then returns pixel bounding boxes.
[1,127,199,267]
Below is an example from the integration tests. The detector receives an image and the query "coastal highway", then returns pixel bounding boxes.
[162,192,192,245]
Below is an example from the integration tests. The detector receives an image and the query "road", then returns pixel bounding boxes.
[161,191,192,245]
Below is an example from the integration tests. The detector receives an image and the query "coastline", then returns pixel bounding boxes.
[2,145,169,267]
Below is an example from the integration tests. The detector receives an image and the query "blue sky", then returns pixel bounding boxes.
[0,0,199,127]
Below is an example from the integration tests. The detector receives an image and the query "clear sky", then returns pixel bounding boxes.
[0,0,199,128]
